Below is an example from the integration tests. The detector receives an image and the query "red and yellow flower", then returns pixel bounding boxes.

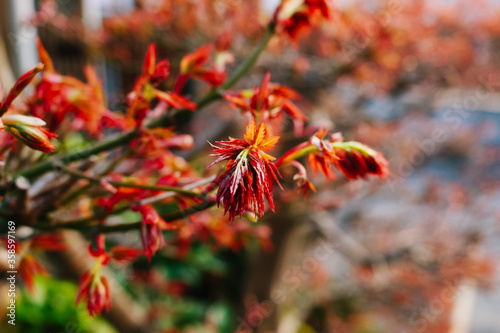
[209,120,281,220]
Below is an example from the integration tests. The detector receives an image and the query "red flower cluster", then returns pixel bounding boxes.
[75,270,111,317]
[1,114,57,153]
[223,73,307,132]
[32,39,125,135]
[209,120,281,220]
[127,44,196,126]
[76,234,141,316]
[176,39,234,91]
[333,142,390,180]
[273,0,333,42]
[277,129,390,182]
[0,63,44,116]
[0,63,58,153]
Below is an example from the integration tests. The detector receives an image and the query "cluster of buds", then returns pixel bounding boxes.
[176,28,234,92]
[33,39,126,136]
[133,204,177,262]
[75,267,111,317]
[76,235,141,316]
[273,0,333,42]
[0,62,58,153]
[223,73,307,132]
[1,115,57,153]
[276,129,390,182]
[127,44,197,126]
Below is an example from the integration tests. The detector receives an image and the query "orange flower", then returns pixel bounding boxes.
[208,120,281,220]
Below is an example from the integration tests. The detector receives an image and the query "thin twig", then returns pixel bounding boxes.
[36,175,216,231]
[53,161,206,198]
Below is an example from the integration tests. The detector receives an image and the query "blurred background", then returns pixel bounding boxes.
[1,0,500,332]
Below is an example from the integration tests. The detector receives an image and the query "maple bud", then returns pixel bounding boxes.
[273,0,332,42]
[278,129,389,181]
[133,204,176,262]
[18,254,47,294]
[1,114,57,153]
[0,63,44,116]
[75,270,111,317]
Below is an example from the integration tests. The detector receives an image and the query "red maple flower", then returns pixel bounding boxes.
[75,235,114,316]
[277,130,390,181]
[223,73,307,131]
[208,120,281,220]
[75,270,111,317]
[18,254,48,294]
[332,142,390,180]
[133,204,176,262]
[176,42,232,91]
[32,39,126,135]
[128,44,196,126]
[273,0,333,42]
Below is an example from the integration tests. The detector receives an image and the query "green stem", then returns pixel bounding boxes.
[38,175,215,231]
[98,201,216,234]
[15,25,275,180]
[275,141,373,168]
[221,25,275,90]
[54,163,204,198]
[14,129,139,179]
[35,201,216,234]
